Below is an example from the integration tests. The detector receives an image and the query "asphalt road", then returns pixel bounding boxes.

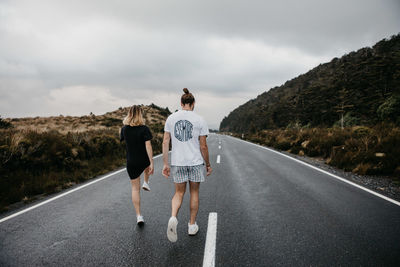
[1,134,400,266]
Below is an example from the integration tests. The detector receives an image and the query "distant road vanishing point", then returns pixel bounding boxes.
[1,134,400,266]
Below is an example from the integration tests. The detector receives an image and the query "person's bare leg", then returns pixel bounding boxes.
[143,167,150,184]
[189,182,200,224]
[130,177,141,216]
[171,182,187,217]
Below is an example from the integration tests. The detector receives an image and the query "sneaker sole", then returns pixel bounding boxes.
[137,221,144,227]
[167,219,178,242]
[188,227,199,236]
[142,187,150,191]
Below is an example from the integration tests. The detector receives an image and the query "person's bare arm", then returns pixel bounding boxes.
[199,136,212,176]
[145,140,154,175]
[162,132,171,178]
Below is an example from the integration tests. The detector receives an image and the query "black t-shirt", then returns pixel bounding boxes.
[120,125,152,166]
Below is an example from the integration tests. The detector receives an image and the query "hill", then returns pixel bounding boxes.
[3,103,169,134]
[0,104,170,212]
[220,34,400,133]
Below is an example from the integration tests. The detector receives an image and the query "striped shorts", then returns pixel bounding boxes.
[171,164,205,183]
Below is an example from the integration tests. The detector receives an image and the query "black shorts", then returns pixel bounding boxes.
[127,163,149,180]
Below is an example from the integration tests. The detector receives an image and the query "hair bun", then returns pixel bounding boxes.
[183,88,189,94]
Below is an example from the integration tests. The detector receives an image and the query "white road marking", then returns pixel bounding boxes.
[0,154,163,223]
[216,155,221,164]
[218,145,221,149]
[228,135,400,207]
[203,212,218,267]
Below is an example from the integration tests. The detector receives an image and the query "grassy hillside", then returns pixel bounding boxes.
[220,34,400,179]
[220,34,400,132]
[0,104,170,212]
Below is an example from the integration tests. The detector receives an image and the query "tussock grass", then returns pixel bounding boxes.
[0,105,169,212]
[239,123,400,178]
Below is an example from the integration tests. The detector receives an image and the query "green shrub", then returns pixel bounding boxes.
[377,94,400,122]
[333,112,361,127]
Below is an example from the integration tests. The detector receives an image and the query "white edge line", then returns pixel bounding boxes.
[203,212,218,267]
[216,155,221,164]
[0,154,163,223]
[226,135,400,207]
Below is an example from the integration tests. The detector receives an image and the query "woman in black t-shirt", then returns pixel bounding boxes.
[120,105,154,225]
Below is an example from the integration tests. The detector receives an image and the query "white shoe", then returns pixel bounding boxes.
[137,215,144,226]
[167,216,178,242]
[142,182,150,191]
[188,222,199,236]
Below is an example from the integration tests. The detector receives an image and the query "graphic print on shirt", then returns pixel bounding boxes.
[174,120,193,142]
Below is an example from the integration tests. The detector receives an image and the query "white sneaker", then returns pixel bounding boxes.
[137,215,144,226]
[142,182,150,191]
[188,222,199,236]
[167,216,178,242]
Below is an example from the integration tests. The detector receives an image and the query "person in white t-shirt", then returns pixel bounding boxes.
[162,88,212,242]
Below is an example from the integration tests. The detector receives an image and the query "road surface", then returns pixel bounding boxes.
[1,134,400,266]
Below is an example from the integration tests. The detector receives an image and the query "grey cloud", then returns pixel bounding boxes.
[45,0,399,54]
[0,0,399,127]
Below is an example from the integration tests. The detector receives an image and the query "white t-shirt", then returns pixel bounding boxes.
[164,110,209,166]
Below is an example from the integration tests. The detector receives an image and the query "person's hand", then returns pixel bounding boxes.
[206,166,212,176]
[162,164,170,178]
[148,162,154,175]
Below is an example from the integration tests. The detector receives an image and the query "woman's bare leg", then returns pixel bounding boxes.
[130,177,141,216]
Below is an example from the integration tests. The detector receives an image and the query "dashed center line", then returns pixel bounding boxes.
[216,155,221,164]
[203,212,218,267]
[218,145,221,149]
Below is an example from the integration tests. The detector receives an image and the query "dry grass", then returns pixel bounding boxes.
[239,124,400,178]
[0,104,170,212]
[4,105,167,134]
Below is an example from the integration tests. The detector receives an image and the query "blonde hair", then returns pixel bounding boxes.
[123,105,145,126]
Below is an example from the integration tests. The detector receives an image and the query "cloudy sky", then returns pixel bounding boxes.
[1,0,399,129]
